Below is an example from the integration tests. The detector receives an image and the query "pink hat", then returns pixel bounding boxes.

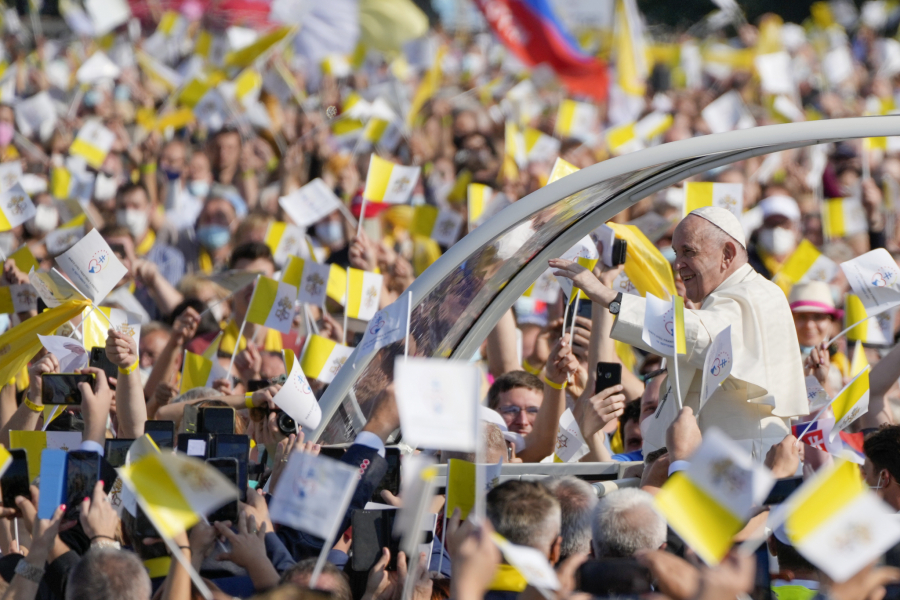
[788,281,843,319]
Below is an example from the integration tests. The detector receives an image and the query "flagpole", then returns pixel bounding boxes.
[825,314,877,347]
[342,267,350,346]
[404,290,412,360]
[356,198,368,237]
[227,275,259,376]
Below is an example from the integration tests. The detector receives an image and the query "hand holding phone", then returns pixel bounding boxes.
[595,362,623,395]
[42,373,94,405]
[2,449,29,512]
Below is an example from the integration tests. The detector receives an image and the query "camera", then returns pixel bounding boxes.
[276,411,297,436]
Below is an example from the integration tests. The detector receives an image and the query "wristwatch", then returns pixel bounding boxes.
[14,559,45,583]
[608,292,623,315]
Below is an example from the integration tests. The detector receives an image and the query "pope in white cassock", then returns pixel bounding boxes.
[550,206,809,460]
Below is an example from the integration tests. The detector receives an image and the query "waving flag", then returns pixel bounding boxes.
[472,0,608,102]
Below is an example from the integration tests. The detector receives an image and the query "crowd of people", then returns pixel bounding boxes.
[0,0,899,598]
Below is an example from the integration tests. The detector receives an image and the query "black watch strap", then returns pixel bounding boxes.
[609,292,624,314]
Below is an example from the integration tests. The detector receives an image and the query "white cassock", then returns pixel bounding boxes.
[611,263,809,460]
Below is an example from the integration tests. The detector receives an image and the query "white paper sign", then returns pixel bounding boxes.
[357,292,410,357]
[642,293,675,355]
[556,236,599,300]
[593,224,616,267]
[805,375,830,411]
[394,453,437,556]
[840,249,900,315]
[395,358,479,452]
[38,335,89,373]
[554,409,589,463]
[280,179,343,228]
[700,326,733,409]
[269,452,358,540]
[55,230,128,304]
[272,352,322,429]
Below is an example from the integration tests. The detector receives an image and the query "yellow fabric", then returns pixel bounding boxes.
[654,473,744,565]
[246,277,280,327]
[684,182,714,214]
[9,246,38,274]
[610,427,624,454]
[407,46,445,128]
[845,294,871,343]
[119,453,197,539]
[413,236,442,276]
[831,367,869,422]
[51,167,71,199]
[445,459,476,520]
[135,229,156,257]
[673,296,686,354]
[220,319,282,354]
[300,334,338,380]
[0,299,90,385]
[823,199,847,238]
[447,170,472,204]
[607,223,676,299]
[9,431,47,482]
[0,288,14,314]
[488,564,528,593]
[547,158,579,184]
[198,249,213,275]
[181,351,213,394]
[850,341,868,377]
[359,0,429,54]
[224,27,294,69]
[327,264,346,305]
[363,155,394,202]
[143,556,172,579]
[832,351,850,379]
[756,246,785,279]
[155,108,195,131]
[613,0,646,96]
[785,461,864,543]
[69,138,107,169]
[410,205,439,238]
[571,258,599,302]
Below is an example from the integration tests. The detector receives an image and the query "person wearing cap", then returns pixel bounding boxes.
[550,206,808,459]
[789,281,847,396]
[748,194,802,279]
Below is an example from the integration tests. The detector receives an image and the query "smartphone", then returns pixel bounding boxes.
[351,509,400,572]
[319,447,346,461]
[763,476,804,505]
[371,447,401,503]
[144,420,175,449]
[595,363,623,395]
[214,434,250,500]
[37,449,67,520]
[89,347,117,382]
[177,433,212,458]
[135,505,159,539]
[65,451,100,520]
[612,238,628,266]
[750,542,773,600]
[884,584,900,600]
[575,559,652,596]
[200,407,235,435]
[247,379,269,392]
[104,439,135,468]
[41,373,94,405]
[207,458,239,524]
[1,449,29,510]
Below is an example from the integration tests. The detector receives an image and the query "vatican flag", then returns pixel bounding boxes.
[180,351,213,394]
[655,428,774,565]
[547,158,579,185]
[467,183,494,228]
[118,452,239,539]
[0,183,35,231]
[778,460,900,582]
[826,366,870,441]
[845,293,895,346]
[823,197,868,239]
[245,276,299,334]
[300,334,354,384]
[683,182,743,220]
[850,340,868,377]
[265,221,311,268]
[69,120,115,169]
[554,100,598,142]
[363,155,420,204]
[777,240,839,289]
[0,284,38,314]
[522,127,560,163]
[346,268,383,321]
[411,205,464,248]
[82,306,142,352]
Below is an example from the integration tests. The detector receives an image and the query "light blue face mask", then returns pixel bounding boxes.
[196,225,231,250]
[800,345,814,357]
[188,180,210,198]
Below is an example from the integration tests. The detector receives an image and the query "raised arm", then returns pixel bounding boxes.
[105,330,146,438]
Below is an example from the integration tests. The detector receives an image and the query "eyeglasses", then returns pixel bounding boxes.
[498,406,540,418]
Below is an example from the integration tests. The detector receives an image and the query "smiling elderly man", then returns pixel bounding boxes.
[550,206,808,459]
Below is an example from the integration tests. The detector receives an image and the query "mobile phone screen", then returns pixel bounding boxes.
[42,373,94,405]
[595,362,623,395]
[201,408,235,435]
[371,448,401,502]
[104,439,135,468]
[214,434,249,499]
[1,449,29,509]
[207,458,239,523]
[37,449,67,520]
[65,451,99,520]
[144,421,175,448]
[89,347,118,382]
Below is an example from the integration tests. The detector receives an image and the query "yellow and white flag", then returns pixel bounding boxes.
[467,183,494,228]
[556,237,599,302]
[223,26,294,69]
[363,155,420,204]
[613,0,648,97]
[326,264,347,305]
[346,268,383,321]
[286,257,331,308]
[555,100,598,142]
[10,430,83,482]
[44,214,86,255]
[850,340,869,378]
[683,182,743,220]
[246,276,299,334]
[607,222,676,300]
[70,120,115,169]
[411,205,464,248]
[118,452,239,539]
[82,306,142,351]
[779,460,900,582]
[0,284,38,314]
[553,409,589,463]
[0,183,35,231]
[522,127,560,163]
[655,428,775,565]
[547,158,579,185]
[136,50,183,92]
[826,366,870,440]
[265,221,311,268]
[845,293,896,346]
[300,334,354,384]
[823,197,868,239]
[777,240,838,288]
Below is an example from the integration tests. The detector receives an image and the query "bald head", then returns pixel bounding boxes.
[672,215,748,303]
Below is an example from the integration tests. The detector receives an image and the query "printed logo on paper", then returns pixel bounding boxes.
[369,314,386,335]
[88,250,110,274]
[710,351,730,377]
[872,266,898,287]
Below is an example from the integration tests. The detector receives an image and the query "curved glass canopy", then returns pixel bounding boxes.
[311,115,900,444]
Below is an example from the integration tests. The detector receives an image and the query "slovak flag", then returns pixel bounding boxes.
[793,418,866,465]
[472,0,608,102]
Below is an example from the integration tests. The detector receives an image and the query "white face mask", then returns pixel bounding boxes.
[315,220,344,245]
[31,204,59,233]
[757,227,796,256]
[116,209,149,239]
[94,173,119,201]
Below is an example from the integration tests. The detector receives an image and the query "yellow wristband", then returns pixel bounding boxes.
[245,393,255,409]
[118,360,139,376]
[23,396,42,413]
[543,376,567,390]
[140,163,157,174]
[522,360,541,375]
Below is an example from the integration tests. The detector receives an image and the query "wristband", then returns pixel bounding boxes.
[543,376,566,390]
[243,169,256,179]
[245,392,255,409]
[118,360,139,376]
[140,163,157,174]
[522,359,541,375]
[23,396,42,413]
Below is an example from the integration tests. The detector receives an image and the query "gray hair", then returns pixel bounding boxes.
[591,488,666,558]
[280,558,351,600]
[65,549,151,600]
[487,480,561,555]
[172,386,222,404]
[545,476,599,559]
